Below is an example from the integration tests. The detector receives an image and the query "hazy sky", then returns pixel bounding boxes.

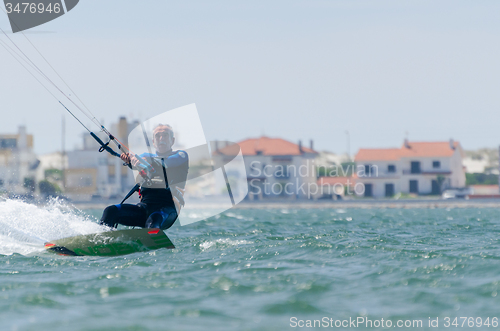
[1,1,500,156]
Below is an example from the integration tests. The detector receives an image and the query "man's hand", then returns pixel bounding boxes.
[172,186,185,213]
[130,155,141,167]
[121,153,143,168]
[120,153,131,164]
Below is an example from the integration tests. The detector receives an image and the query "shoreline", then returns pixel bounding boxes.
[71,198,500,210]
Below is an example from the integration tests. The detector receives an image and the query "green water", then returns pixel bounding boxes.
[1,201,500,330]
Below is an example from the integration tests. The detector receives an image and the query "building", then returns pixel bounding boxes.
[0,126,39,195]
[35,151,67,190]
[65,117,139,201]
[315,151,351,169]
[354,139,466,198]
[316,176,356,200]
[462,148,499,175]
[469,185,500,198]
[214,136,318,200]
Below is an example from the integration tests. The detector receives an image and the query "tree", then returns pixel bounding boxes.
[44,168,63,181]
[39,180,61,197]
[23,177,36,193]
[436,175,446,193]
[466,173,498,185]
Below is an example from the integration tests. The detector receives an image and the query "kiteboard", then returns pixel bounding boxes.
[44,228,175,257]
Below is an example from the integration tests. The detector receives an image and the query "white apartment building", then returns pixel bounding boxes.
[355,139,466,198]
[0,126,39,195]
[214,136,318,200]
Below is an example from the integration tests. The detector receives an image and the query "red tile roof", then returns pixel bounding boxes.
[355,148,401,161]
[398,142,460,158]
[355,141,461,161]
[217,136,317,156]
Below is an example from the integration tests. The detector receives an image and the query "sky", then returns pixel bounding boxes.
[1,1,500,156]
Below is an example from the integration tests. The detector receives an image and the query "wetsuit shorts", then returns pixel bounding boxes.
[99,202,178,230]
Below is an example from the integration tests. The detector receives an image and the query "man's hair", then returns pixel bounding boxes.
[153,124,174,138]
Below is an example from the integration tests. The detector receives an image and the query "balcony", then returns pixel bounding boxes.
[357,171,399,179]
[402,169,451,175]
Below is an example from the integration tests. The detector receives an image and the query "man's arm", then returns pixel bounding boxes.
[156,151,189,168]
[123,151,188,168]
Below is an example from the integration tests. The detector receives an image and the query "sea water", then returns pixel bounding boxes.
[1,199,500,330]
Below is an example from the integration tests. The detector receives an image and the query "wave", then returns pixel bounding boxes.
[199,238,253,251]
[0,198,108,256]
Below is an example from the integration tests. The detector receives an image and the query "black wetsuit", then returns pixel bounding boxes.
[99,150,189,230]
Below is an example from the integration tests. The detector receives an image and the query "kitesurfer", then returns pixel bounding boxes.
[99,124,189,230]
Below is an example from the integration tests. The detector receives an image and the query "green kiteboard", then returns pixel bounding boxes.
[44,228,175,257]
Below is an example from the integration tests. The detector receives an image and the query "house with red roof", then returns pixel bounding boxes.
[214,136,318,199]
[354,139,466,198]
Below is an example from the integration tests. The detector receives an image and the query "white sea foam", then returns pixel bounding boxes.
[199,238,252,251]
[0,198,108,256]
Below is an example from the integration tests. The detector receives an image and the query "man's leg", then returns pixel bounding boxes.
[145,206,178,230]
[99,203,148,228]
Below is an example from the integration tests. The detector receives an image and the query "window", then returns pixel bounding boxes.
[433,161,441,169]
[388,165,396,173]
[0,138,17,149]
[364,164,375,176]
[385,183,395,197]
[274,165,289,178]
[365,164,371,176]
[409,180,418,193]
[80,175,93,187]
[431,180,440,194]
[364,184,373,197]
[364,164,378,177]
[410,161,421,174]
[250,180,261,193]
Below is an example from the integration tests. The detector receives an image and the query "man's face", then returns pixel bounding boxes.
[153,126,175,153]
